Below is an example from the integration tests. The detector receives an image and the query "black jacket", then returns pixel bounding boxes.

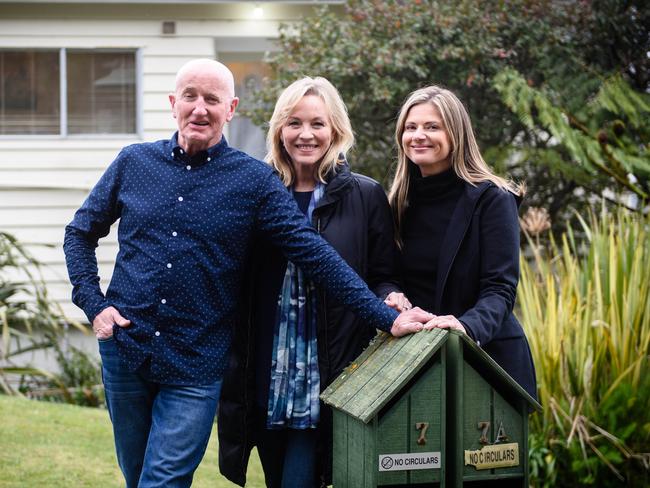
[218,162,398,486]
[403,178,537,398]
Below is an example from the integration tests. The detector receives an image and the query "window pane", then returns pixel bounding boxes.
[67,51,136,134]
[0,50,60,135]
[225,59,269,160]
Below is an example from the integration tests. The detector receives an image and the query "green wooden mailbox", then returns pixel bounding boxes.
[321,329,540,488]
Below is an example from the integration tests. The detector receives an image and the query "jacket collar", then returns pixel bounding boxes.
[316,156,354,209]
[434,180,493,311]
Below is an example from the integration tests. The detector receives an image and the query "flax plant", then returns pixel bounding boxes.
[519,207,650,486]
[0,231,90,401]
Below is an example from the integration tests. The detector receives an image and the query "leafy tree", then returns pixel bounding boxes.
[569,0,649,93]
[494,69,650,211]
[245,0,648,224]
[247,1,576,178]
[491,0,650,218]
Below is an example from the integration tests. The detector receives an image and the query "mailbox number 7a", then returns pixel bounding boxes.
[477,421,509,445]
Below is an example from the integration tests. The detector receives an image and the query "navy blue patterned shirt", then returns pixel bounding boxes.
[64,133,398,385]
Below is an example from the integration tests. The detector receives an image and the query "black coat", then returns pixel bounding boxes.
[403,179,537,399]
[218,163,398,486]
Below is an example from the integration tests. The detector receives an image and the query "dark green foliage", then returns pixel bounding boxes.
[528,432,556,488]
[50,343,103,407]
[534,378,650,487]
[573,0,649,92]
[494,69,650,205]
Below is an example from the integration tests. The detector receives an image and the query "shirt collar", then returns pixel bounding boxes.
[169,132,227,168]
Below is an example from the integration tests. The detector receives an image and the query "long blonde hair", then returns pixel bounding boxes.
[388,85,522,235]
[266,77,354,186]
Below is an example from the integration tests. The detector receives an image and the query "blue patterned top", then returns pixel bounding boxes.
[63,133,398,385]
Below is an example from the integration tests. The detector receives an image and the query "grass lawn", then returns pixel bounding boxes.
[0,395,265,487]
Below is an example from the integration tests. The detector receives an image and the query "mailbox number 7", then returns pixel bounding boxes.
[415,422,429,445]
[478,421,490,445]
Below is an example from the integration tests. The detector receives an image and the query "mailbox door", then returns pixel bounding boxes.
[332,412,376,488]
[377,358,445,486]
[461,363,526,484]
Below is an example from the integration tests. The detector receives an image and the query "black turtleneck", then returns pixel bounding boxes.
[398,168,464,312]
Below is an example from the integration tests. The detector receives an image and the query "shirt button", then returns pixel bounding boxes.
[179,149,184,154]
[155,331,161,337]
[161,298,167,304]
[207,157,211,162]
[186,165,191,170]
[172,231,177,237]
[170,151,174,157]
[166,263,172,268]
[178,196,184,202]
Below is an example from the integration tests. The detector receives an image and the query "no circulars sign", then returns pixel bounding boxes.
[378,452,441,471]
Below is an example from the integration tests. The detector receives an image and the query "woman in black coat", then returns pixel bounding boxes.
[218,77,401,487]
[385,85,537,398]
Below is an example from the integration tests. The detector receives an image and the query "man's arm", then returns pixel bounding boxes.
[255,172,431,335]
[63,155,123,324]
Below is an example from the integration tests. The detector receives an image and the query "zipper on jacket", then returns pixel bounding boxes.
[314,213,331,382]
[320,291,330,382]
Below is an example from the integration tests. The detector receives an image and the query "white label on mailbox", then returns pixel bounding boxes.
[378,452,441,471]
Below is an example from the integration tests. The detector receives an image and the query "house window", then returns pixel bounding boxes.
[67,51,136,134]
[0,51,60,135]
[0,49,136,136]
[223,55,270,160]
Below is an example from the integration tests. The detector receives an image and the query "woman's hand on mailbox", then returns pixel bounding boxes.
[423,315,467,334]
[390,307,434,337]
[384,292,413,312]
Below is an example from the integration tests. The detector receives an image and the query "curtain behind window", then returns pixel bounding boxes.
[0,50,60,135]
[67,51,136,134]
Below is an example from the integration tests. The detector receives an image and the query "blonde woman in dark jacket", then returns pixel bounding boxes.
[386,85,537,398]
[218,77,401,487]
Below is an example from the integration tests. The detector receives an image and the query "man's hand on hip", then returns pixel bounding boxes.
[390,307,434,338]
[93,306,131,339]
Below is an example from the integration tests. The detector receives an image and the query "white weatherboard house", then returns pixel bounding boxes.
[0,0,339,323]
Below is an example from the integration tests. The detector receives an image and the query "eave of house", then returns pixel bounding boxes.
[0,1,344,21]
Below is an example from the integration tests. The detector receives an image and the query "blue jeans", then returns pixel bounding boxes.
[99,338,221,488]
[255,410,319,488]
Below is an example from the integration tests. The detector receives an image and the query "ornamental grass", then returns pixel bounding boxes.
[519,207,650,486]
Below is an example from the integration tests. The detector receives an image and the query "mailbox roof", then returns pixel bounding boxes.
[320,328,448,423]
[320,329,540,423]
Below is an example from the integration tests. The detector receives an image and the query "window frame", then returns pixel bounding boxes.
[0,47,142,140]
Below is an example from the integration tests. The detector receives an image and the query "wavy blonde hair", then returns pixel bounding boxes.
[388,85,523,235]
[266,77,354,186]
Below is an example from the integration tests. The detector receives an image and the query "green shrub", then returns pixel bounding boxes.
[0,231,101,405]
[519,208,650,486]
